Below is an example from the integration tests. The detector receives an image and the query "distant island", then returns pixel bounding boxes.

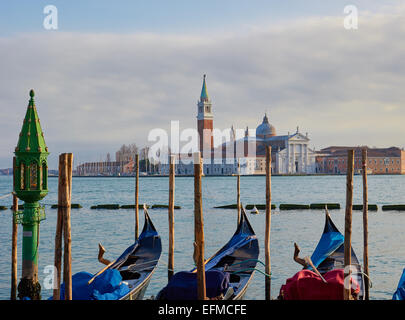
[0,168,58,176]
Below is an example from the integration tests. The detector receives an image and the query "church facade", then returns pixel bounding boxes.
[246,116,317,174]
[161,75,317,175]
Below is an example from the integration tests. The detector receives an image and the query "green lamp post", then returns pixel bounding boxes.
[13,89,49,300]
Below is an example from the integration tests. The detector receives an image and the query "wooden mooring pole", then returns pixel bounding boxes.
[265,146,272,300]
[53,153,73,300]
[63,153,73,300]
[168,155,175,281]
[53,155,65,300]
[362,148,370,300]
[11,157,18,300]
[135,154,139,240]
[237,159,241,226]
[344,149,354,300]
[194,152,206,300]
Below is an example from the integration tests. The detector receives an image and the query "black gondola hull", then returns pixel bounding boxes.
[156,210,259,300]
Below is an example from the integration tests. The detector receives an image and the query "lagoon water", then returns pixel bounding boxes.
[0,174,404,300]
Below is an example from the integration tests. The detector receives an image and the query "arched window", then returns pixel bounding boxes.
[39,163,43,188]
[30,162,38,189]
[42,162,48,190]
[20,162,26,190]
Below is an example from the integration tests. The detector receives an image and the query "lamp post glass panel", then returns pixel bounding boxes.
[14,90,49,300]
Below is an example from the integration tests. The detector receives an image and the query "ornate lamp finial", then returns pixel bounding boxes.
[14,89,49,300]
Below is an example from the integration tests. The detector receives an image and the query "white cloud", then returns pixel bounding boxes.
[0,6,404,168]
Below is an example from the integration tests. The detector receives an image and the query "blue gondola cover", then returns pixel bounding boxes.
[162,270,230,300]
[54,269,130,300]
[393,268,405,300]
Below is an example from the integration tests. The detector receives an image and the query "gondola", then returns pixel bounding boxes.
[279,210,365,300]
[57,208,162,300]
[156,207,259,300]
[112,208,162,300]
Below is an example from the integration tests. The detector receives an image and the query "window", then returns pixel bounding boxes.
[30,162,38,189]
[39,163,43,189]
[20,162,25,190]
[42,162,47,189]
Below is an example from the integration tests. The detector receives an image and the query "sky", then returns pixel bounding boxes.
[0,1,404,169]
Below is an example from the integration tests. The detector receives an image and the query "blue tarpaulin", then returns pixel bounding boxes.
[51,269,130,300]
[162,270,230,300]
[393,268,405,300]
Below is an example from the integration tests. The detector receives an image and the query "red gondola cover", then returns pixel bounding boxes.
[279,269,360,300]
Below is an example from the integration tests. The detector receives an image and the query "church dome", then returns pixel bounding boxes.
[256,114,276,138]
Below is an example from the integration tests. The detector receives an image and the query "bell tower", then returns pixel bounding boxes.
[197,75,213,158]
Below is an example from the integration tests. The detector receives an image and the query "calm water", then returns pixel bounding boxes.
[0,174,404,300]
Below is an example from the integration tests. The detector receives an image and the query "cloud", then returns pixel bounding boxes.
[0,6,404,168]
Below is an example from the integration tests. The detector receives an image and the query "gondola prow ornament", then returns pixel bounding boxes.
[14,90,49,300]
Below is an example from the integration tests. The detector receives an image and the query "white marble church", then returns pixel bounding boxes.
[237,114,317,174]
